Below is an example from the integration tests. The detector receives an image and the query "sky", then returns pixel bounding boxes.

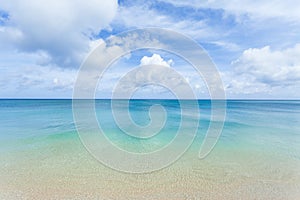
[0,0,300,99]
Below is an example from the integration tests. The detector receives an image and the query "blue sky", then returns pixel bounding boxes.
[0,0,300,99]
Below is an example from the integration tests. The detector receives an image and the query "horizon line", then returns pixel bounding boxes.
[0,98,299,101]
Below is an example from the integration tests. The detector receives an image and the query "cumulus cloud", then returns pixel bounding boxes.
[105,53,208,99]
[0,0,118,67]
[112,65,194,99]
[140,54,173,67]
[1,0,299,99]
[225,44,300,97]
[234,45,300,85]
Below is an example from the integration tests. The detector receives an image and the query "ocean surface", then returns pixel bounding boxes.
[0,99,300,199]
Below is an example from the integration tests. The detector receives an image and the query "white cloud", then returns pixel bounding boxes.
[0,26,23,49]
[225,44,300,97]
[105,53,211,99]
[140,54,173,67]
[233,45,300,85]
[160,0,300,21]
[114,5,217,40]
[210,41,241,52]
[1,0,299,99]
[0,0,118,67]
[112,65,195,99]
[0,63,77,98]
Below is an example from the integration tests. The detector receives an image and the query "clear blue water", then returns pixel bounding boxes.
[1,99,300,198]
[1,99,300,151]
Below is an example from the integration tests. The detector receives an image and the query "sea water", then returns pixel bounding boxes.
[0,99,300,199]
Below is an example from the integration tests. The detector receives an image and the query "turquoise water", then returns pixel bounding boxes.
[0,99,300,199]
[1,100,300,153]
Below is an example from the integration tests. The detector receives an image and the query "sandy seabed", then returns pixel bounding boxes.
[1,140,299,200]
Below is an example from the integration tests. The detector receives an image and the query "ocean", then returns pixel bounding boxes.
[0,99,300,199]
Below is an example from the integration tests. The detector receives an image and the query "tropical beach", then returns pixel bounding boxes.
[1,0,300,199]
[0,100,299,199]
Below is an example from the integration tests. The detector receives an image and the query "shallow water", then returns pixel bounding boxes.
[0,99,300,199]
